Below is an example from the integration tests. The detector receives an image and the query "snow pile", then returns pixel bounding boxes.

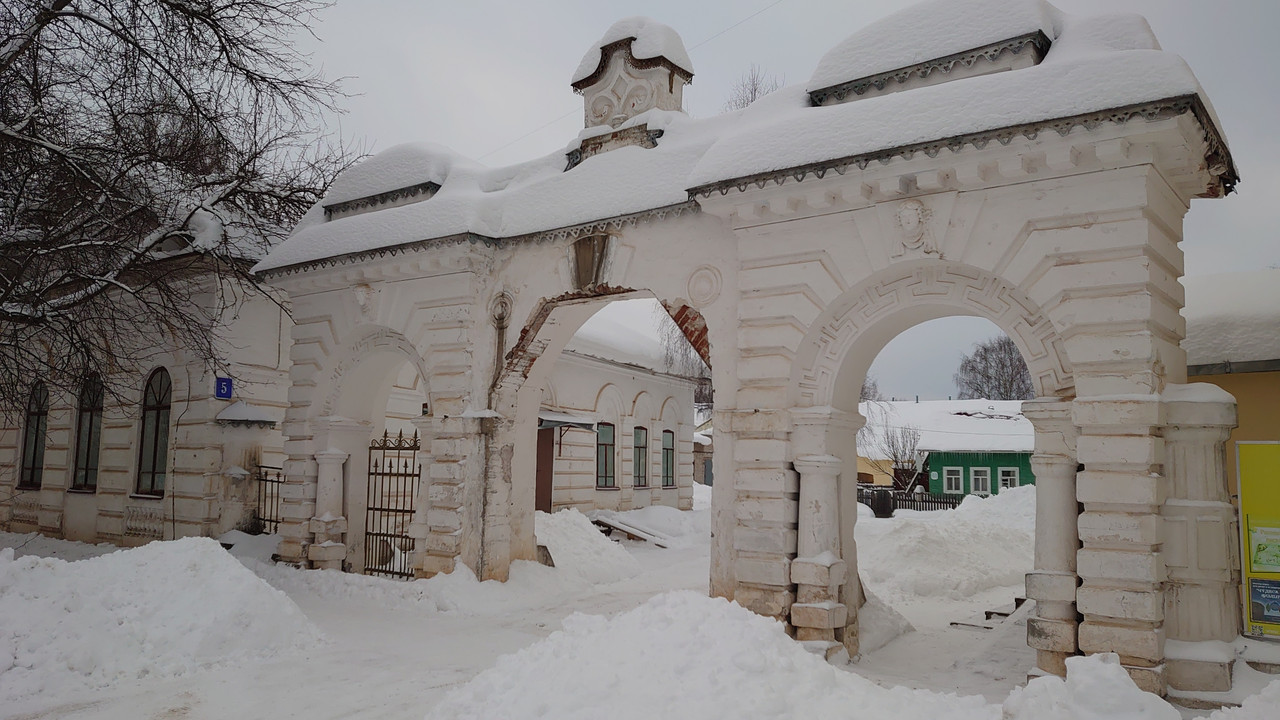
[858,587,916,654]
[1003,653,1177,720]
[0,530,116,562]
[536,508,642,585]
[0,538,321,703]
[600,503,710,549]
[857,485,1036,602]
[252,559,440,611]
[808,0,1061,91]
[571,17,694,85]
[1209,677,1280,720]
[218,530,280,564]
[692,481,712,510]
[1183,269,1280,366]
[426,591,996,720]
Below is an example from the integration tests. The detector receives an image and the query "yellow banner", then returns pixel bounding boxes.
[1240,442,1280,638]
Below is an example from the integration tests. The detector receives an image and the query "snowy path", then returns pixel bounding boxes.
[3,489,1275,720]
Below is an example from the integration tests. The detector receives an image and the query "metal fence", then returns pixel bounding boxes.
[856,486,964,515]
[254,465,284,534]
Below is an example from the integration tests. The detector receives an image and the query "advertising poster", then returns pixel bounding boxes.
[1239,442,1280,638]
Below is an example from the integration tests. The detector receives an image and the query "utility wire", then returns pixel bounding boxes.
[477,0,787,161]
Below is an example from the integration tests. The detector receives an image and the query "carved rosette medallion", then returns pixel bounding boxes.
[686,265,722,308]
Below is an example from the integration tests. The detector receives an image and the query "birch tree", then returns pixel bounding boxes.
[0,0,352,412]
[953,334,1036,401]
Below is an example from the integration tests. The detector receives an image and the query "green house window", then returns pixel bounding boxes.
[596,422,616,489]
[999,467,1019,489]
[971,467,991,496]
[943,467,962,494]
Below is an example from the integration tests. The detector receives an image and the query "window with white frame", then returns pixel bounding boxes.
[633,426,648,488]
[943,467,962,494]
[971,467,991,496]
[999,467,1019,490]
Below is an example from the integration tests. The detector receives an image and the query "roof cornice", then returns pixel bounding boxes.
[688,94,1238,200]
[808,31,1052,106]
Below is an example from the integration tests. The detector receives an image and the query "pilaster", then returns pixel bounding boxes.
[1160,383,1240,692]
[307,448,349,571]
[1073,393,1168,694]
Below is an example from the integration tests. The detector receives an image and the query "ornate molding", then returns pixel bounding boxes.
[809,31,1051,106]
[257,201,700,279]
[571,38,694,94]
[688,95,1238,200]
[322,181,441,221]
[566,127,664,171]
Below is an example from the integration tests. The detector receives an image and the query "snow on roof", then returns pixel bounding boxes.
[254,2,1222,274]
[808,0,1061,93]
[570,17,694,86]
[321,142,469,207]
[1182,269,1280,366]
[564,298,696,377]
[860,399,1031,455]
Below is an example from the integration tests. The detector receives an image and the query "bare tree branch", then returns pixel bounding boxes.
[0,0,358,416]
[722,64,782,112]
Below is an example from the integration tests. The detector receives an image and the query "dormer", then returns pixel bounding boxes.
[570,17,694,130]
[807,0,1057,106]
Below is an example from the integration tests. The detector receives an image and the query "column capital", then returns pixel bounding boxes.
[1162,382,1237,430]
[793,454,842,477]
[314,448,349,467]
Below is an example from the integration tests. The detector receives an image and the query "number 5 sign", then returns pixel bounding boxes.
[215,377,233,400]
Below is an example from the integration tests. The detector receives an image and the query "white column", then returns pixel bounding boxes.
[308,448,348,570]
[1022,398,1080,677]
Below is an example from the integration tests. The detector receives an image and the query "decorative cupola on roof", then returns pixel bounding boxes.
[571,17,694,128]
[808,0,1059,106]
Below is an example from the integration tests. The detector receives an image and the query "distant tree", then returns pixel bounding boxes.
[722,64,782,112]
[857,401,925,491]
[860,374,884,402]
[651,304,712,409]
[953,335,1035,401]
[0,0,354,414]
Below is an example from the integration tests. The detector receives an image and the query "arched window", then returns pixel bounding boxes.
[596,422,615,489]
[633,426,648,487]
[135,369,171,496]
[662,430,675,487]
[71,374,104,491]
[17,383,49,489]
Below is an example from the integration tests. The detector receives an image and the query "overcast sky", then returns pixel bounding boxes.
[298,0,1279,400]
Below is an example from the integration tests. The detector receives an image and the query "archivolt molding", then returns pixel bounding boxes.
[791,262,1072,408]
[319,326,431,417]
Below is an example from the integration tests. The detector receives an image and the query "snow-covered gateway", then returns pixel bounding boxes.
[253,1,1242,696]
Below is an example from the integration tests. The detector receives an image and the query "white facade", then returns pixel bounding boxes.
[0,279,291,545]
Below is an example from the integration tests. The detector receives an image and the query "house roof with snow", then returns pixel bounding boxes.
[253,0,1234,276]
[563,298,706,380]
[1183,268,1280,373]
[859,399,1032,456]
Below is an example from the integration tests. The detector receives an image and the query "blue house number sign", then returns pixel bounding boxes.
[215,377,233,400]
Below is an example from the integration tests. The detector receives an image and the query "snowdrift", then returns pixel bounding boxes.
[425,590,996,720]
[0,537,321,703]
[535,508,641,584]
[857,485,1036,603]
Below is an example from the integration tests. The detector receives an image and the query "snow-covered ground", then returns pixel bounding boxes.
[2,484,1276,720]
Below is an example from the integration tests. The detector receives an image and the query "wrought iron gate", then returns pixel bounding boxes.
[365,429,420,579]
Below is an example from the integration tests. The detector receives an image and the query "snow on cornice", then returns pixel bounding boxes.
[570,17,694,88]
[807,0,1062,94]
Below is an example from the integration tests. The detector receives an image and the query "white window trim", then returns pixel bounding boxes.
[999,466,1019,489]
[943,466,963,494]
[971,467,991,496]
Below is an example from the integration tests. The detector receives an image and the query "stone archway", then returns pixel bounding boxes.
[784,260,1079,673]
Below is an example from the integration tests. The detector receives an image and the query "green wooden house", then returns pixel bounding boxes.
[862,399,1035,497]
